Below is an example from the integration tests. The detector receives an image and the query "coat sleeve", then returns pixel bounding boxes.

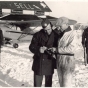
[58,31,77,54]
[29,33,40,54]
[0,30,3,45]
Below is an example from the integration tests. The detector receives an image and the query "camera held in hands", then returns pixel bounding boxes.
[45,48,54,55]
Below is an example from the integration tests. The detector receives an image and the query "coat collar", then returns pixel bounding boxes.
[63,26,72,33]
[40,29,54,47]
[46,31,54,47]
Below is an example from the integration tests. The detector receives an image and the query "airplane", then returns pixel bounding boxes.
[0,1,77,48]
[0,1,54,48]
[0,14,77,48]
[0,14,58,48]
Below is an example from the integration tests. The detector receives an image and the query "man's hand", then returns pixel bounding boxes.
[40,46,47,53]
[48,47,56,53]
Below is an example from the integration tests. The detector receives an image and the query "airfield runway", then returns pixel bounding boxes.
[0,33,88,87]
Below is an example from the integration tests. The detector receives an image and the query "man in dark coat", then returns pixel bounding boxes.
[0,28,3,53]
[82,27,88,64]
[29,19,62,87]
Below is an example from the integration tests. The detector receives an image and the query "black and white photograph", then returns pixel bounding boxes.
[0,0,88,87]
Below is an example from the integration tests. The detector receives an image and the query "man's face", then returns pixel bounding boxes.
[56,23,68,32]
[43,24,52,35]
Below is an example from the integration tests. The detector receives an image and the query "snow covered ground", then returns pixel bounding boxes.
[0,31,88,87]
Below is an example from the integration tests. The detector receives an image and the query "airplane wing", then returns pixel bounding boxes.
[38,16,77,25]
[0,14,58,29]
[0,14,42,30]
[68,19,77,25]
[0,14,42,23]
[0,14,77,29]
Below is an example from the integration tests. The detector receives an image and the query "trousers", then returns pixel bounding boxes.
[86,48,88,63]
[34,73,53,87]
[57,56,75,87]
[57,69,73,87]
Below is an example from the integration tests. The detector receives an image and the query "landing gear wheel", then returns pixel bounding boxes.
[13,43,19,48]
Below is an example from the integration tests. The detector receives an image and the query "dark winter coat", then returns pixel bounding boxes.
[82,27,88,48]
[0,29,3,48]
[29,29,61,75]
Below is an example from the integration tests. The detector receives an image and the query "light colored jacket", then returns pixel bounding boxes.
[57,27,77,72]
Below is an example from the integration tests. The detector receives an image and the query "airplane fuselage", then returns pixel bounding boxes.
[0,24,42,47]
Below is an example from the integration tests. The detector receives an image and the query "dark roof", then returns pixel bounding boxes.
[0,1,51,12]
[0,14,41,21]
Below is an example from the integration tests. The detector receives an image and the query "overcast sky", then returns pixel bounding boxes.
[45,1,88,23]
